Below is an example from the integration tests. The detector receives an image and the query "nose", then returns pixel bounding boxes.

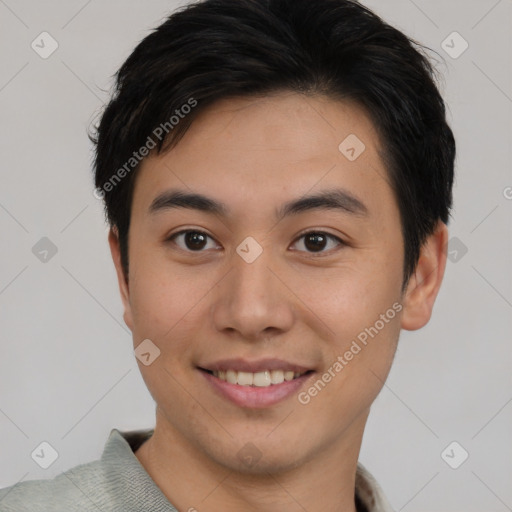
[211,245,295,342]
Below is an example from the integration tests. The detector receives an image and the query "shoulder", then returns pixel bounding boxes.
[0,458,109,512]
[356,462,395,512]
[0,428,166,512]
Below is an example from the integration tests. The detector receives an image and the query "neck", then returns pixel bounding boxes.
[135,408,368,512]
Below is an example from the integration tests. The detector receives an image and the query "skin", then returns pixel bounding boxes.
[108,92,448,512]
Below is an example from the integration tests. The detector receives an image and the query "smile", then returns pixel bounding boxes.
[198,360,315,408]
[210,369,308,387]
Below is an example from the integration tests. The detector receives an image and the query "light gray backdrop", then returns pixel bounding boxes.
[0,1,511,511]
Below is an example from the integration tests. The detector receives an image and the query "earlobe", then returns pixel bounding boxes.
[400,221,449,331]
[108,227,134,331]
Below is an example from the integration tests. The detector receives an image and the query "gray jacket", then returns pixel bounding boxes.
[0,428,394,511]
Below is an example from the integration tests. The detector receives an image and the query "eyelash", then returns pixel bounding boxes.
[166,229,346,256]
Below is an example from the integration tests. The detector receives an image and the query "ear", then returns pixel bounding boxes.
[400,221,449,331]
[108,227,134,331]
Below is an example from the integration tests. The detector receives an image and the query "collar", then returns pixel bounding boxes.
[107,428,394,512]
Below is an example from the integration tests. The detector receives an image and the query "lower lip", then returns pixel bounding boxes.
[200,370,314,408]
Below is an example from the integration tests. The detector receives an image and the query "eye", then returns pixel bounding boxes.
[167,230,219,252]
[291,231,345,254]
[166,229,345,255]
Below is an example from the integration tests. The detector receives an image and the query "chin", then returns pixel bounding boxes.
[221,448,308,476]
[198,429,316,476]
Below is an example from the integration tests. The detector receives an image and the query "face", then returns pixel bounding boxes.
[110,92,441,473]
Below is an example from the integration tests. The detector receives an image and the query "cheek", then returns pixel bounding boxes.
[128,268,205,399]
[301,255,402,397]
[127,254,216,360]
[299,297,401,427]
[128,258,188,340]
[306,259,402,342]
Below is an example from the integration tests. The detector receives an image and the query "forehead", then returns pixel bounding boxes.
[171,92,381,162]
[131,92,396,225]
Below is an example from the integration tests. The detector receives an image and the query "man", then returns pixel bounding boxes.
[0,0,455,510]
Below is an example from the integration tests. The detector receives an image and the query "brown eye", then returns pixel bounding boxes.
[304,233,328,252]
[168,230,217,251]
[292,231,344,254]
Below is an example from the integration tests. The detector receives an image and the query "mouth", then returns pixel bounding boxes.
[197,359,315,408]
[201,368,312,387]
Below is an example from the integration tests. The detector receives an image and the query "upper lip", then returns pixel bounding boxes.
[199,358,313,374]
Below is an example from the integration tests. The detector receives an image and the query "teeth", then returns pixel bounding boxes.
[226,370,237,384]
[237,371,253,386]
[270,370,284,384]
[253,371,272,387]
[212,369,307,387]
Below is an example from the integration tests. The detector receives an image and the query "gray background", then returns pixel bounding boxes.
[0,1,511,510]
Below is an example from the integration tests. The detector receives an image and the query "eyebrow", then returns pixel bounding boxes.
[148,188,369,220]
